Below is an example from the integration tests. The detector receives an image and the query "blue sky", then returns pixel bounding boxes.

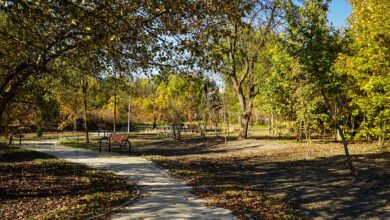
[328,0,352,27]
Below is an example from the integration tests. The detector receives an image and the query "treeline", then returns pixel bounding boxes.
[0,1,389,171]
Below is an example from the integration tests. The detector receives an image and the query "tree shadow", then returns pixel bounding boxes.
[0,146,131,202]
[175,152,390,219]
[0,145,56,162]
[129,134,257,157]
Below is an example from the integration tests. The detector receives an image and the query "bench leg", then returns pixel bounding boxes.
[119,144,122,155]
[99,142,102,153]
[108,143,111,152]
[128,141,131,155]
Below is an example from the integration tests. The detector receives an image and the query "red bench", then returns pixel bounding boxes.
[99,134,131,155]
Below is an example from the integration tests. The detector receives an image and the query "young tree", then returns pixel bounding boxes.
[284,0,356,174]
[155,75,189,139]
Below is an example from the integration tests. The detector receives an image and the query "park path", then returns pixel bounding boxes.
[21,138,236,220]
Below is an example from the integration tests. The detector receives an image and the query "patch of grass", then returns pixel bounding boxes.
[0,145,136,220]
[61,137,132,155]
[23,136,60,141]
[60,138,101,151]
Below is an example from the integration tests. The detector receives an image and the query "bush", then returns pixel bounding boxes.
[36,126,43,137]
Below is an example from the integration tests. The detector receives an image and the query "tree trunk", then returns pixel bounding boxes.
[227,111,230,138]
[240,112,251,139]
[172,123,181,140]
[82,79,89,143]
[0,94,14,131]
[177,124,181,140]
[334,103,338,142]
[201,119,207,139]
[4,111,9,138]
[236,86,253,139]
[351,115,355,141]
[304,119,308,142]
[153,116,157,128]
[297,120,303,142]
[321,89,356,175]
[379,135,384,148]
[223,93,228,145]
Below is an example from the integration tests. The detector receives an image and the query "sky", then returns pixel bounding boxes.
[328,0,352,27]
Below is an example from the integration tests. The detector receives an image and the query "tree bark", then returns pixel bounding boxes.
[0,103,6,136]
[82,78,89,143]
[234,82,255,139]
[240,111,251,138]
[114,92,117,133]
[200,117,207,139]
[153,116,157,128]
[297,120,303,142]
[334,103,338,142]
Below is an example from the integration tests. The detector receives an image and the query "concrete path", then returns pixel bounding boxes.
[21,139,236,220]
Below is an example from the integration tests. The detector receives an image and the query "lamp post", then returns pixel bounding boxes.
[127,95,131,133]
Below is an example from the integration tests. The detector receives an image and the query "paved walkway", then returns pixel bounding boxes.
[22,139,236,220]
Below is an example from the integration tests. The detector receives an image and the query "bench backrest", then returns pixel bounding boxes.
[109,134,129,143]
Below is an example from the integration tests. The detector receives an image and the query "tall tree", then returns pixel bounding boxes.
[284,0,356,174]
[343,0,390,147]
[197,0,282,138]
[0,0,201,124]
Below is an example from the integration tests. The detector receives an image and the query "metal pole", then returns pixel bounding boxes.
[223,89,227,147]
[127,95,131,133]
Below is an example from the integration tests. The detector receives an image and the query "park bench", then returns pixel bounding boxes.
[99,134,131,155]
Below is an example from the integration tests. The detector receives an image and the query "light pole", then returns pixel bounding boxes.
[127,95,131,133]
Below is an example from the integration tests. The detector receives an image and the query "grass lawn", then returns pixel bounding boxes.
[0,144,136,220]
[0,132,96,144]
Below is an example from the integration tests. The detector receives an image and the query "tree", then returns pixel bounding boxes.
[103,73,129,133]
[343,0,390,147]
[197,0,282,138]
[284,0,356,174]
[0,0,203,125]
[155,75,189,139]
[129,79,158,126]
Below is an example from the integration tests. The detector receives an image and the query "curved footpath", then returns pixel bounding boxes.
[21,138,236,220]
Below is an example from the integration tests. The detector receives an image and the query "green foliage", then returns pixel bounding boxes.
[1,0,389,147]
[194,0,282,138]
[283,0,352,139]
[0,0,203,126]
[343,0,390,146]
[36,126,43,137]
